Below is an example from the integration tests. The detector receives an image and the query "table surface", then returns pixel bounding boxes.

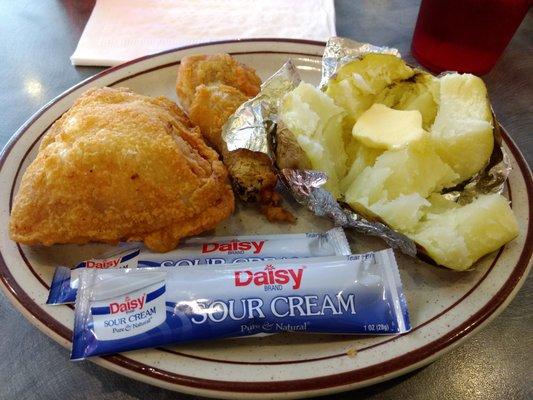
[0,1,531,399]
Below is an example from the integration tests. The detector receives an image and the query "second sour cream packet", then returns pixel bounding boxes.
[48,228,350,304]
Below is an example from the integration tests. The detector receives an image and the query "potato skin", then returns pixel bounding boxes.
[275,121,312,171]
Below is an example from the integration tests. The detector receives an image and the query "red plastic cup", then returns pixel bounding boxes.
[411,0,530,75]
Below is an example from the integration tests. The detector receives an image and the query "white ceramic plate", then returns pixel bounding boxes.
[0,39,531,399]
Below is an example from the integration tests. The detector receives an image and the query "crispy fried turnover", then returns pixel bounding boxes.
[9,87,234,252]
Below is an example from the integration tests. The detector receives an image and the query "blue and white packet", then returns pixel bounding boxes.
[47,228,351,305]
[71,248,410,359]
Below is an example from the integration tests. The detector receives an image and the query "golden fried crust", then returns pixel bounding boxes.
[222,149,278,202]
[259,188,296,223]
[188,84,249,152]
[176,54,261,110]
[9,87,234,252]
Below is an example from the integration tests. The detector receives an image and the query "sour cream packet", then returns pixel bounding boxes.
[71,249,410,359]
[48,228,351,304]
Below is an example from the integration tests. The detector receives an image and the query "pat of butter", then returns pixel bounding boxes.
[352,104,425,150]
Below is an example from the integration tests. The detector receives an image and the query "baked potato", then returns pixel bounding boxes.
[277,54,518,270]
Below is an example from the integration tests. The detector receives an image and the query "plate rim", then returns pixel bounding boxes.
[0,38,532,398]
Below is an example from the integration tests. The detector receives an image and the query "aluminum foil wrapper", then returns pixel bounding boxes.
[220,36,511,257]
[222,60,301,157]
[319,36,401,89]
[280,169,417,256]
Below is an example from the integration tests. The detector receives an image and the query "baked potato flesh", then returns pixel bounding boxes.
[278,55,517,270]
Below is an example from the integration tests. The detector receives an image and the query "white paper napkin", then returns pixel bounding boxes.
[71,0,336,66]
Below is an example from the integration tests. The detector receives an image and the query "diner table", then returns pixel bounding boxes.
[0,1,531,399]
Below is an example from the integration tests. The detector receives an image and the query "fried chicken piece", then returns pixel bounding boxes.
[188,84,249,151]
[9,87,234,252]
[176,54,261,110]
[188,83,279,202]
[176,54,294,221]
